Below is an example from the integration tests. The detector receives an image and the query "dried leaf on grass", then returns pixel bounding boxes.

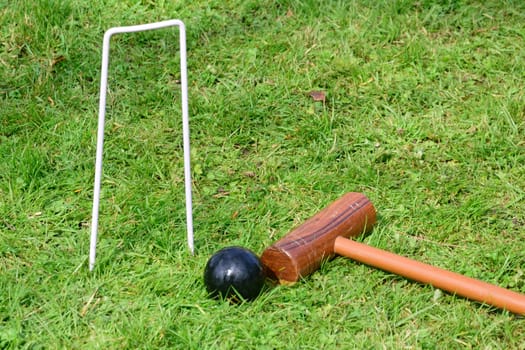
[308,90,326,103]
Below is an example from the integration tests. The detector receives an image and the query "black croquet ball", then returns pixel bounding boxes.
[204,246,265,301]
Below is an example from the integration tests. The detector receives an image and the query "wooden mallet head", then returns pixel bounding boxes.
[261,192,376,284]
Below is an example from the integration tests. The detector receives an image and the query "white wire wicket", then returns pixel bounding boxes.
[89,20,194,271]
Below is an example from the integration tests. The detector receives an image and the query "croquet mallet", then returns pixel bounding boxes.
[261,192,525,314]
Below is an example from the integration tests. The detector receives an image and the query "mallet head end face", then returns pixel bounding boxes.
[260,245,300,284]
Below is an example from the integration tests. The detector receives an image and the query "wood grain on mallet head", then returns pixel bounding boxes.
[261,192,376,284]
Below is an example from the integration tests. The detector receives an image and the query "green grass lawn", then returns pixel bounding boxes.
[1,0,524,348]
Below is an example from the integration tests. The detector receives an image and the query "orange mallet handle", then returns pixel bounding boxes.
[335,236,525,314]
